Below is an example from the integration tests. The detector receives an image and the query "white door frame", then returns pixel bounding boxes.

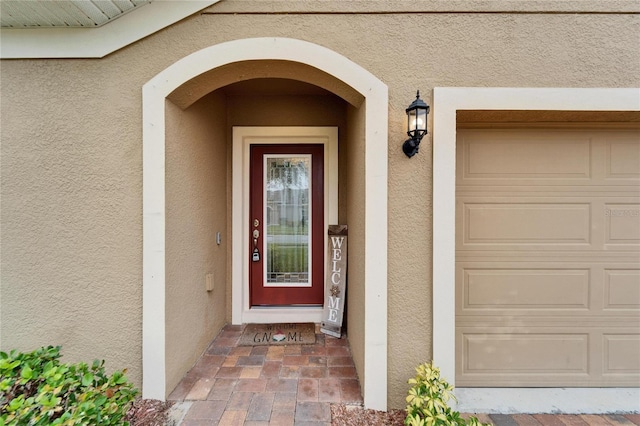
[232,126,338,324]
[432,87,640,413]
[142,38,388,410]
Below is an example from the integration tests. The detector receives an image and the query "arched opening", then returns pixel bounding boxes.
[142,38,388,410]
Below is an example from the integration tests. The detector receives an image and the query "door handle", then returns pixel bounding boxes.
[252,220,260,262]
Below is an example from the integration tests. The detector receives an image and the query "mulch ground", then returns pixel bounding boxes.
[331,404,406,425]
[125,398,174,425]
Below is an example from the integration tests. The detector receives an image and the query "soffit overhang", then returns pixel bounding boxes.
[1,0,151,28]
[0,0,220,59]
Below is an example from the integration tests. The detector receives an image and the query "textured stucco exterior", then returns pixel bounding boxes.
[1,0,639,410]
[344,103,367,392]
[165,92,228,394]
[1,57,144,377]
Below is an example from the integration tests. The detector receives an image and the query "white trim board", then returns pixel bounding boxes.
[232,126,338,325]
[0,1,220,59]
[432,87,640,413]
[142,37,388,410]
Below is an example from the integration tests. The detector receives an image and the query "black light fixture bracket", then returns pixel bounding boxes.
[402,137,421,158]
[403,90,430,158]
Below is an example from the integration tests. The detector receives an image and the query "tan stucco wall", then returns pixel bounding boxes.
[226,94,347,129]
[344,103,367,390]
[1,0,639,408]
[0,58,144,377]
[165,93,228,394]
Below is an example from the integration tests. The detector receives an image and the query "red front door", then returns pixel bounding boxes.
[249,144,324,306]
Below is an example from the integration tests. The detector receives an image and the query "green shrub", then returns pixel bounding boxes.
[0,346,138,425]
[405,361,488,426]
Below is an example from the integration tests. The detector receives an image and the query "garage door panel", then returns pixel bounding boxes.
[461,203,591,244]
[459,131,592,179]
[458,198,639,251]
[461,333,589,373]
[457,262,638,318]
[603,334,640,375]
[458,129,640,187]
[457,328,640,387]
[456,127,640,388]
[457,316,635,328]
[457,252,640,263]
[606,136,640,178]
[457,331,592,387]
[460,268,590,310]
[457,187,639,197]
[605,204,640,244]
[605,270,640,310]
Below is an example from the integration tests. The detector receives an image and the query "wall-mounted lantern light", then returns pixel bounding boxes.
[402,90,430,158]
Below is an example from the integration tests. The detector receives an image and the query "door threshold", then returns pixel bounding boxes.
[236,306,323,325]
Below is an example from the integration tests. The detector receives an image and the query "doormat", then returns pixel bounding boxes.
[239,323,316,346]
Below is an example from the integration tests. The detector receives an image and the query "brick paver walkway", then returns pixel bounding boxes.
[168,324,362,425]
[167,324,639,425]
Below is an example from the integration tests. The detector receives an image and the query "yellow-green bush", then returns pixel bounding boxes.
[405,361,488,426]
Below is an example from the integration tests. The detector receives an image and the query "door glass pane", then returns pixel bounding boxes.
[264,155,312,287]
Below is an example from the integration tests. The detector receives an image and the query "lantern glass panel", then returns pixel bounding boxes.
[415,108,427,133]
[407,108,427,137]
[407,109,417,136]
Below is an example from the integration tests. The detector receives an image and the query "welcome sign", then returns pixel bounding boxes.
[321,225,348,338]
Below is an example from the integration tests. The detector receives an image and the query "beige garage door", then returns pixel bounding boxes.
[456,127,640,387]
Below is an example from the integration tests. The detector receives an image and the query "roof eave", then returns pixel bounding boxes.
[0,0,220,59]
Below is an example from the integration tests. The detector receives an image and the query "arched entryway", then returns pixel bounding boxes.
[142,38,388,410]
